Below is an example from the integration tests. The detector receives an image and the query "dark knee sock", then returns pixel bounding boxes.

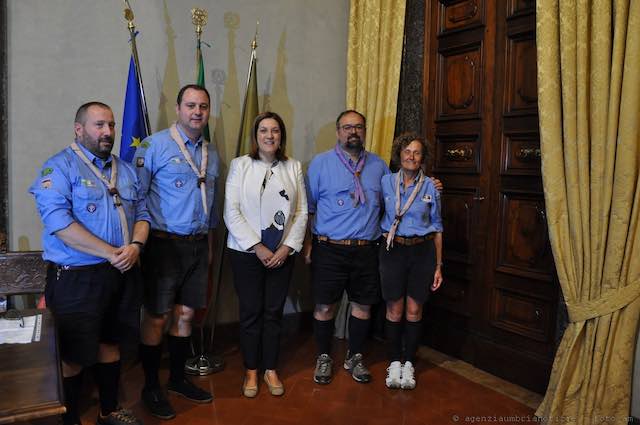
[348,316,370,355]
[404,320,423,363]
[139,343,162,390]
[62,371,84,425]
[93,361,120,416]
[385,319,403,362]
[168,335,190,384]
[313,318,334,356]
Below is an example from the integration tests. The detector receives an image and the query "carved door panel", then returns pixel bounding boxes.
[423,0,558,393]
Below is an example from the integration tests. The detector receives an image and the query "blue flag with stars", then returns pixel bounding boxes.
[120,56,148,162]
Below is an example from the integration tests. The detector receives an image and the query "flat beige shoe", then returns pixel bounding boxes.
[263,370,284,396]
[242,378,258,398]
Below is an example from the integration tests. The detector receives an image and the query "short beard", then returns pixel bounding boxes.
[345,138,363,151]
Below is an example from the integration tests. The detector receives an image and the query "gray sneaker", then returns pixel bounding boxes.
[314,354,333,384]
[343,352,372,383]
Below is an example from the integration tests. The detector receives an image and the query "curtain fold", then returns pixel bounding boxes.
[346,0,406,163]
[536,1,640,423]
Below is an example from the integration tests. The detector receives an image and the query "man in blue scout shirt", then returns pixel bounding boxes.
[30,101,150,425]
[134,84,219,420]
[304,110,390,385]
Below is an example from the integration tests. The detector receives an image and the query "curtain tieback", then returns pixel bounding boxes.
[566,280,640,322]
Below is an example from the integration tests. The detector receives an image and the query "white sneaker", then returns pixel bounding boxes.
[401,361,416,390]
[385,361,402,389]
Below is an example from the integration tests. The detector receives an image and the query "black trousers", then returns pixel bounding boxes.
[228,248,295,370]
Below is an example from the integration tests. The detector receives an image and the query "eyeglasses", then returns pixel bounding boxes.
[339,124,365,132]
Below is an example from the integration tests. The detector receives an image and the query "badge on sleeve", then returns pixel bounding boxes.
[41,167,53,177]
[40,178,52,189]
[87,203,97,213]
[337,199,344,206]
[422,194,432,203]
[136,157,145,167]
[175,179,184,188]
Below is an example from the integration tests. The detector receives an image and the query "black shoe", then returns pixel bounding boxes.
[167,378,213,403]
[141,387,176,420]
[59,415,82,425]
[96,408,142,425]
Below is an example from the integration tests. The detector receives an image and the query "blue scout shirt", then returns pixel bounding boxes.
[306,146,390,240]
[29,142,150,266]
[133,125,220,235]
[380,172,443,236]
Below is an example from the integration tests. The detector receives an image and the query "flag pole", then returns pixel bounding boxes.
[184,7,224,376]
[122,0,151,136]
[236,23,258,157]
[192,7,206,81]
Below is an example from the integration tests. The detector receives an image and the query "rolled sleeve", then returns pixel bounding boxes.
[29,162,76,235]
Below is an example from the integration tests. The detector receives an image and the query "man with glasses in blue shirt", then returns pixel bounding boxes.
[304,110,390,385]
[134,85,219,420]
[30,101,150,425]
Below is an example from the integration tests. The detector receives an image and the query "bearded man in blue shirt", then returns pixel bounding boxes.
[30,101,150,425]
[304,110,390,385]
[134,85,219,420]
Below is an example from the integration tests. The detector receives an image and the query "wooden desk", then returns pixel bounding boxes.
[0,309,65,424]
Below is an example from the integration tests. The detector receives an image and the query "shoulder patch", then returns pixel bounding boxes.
[140,140,150,148]
[41,167,53,177]
[136,157,145,167]
[40,178,52,189]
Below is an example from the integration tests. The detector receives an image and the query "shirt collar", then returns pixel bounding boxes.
[399,170,421,189]
[75,140,113,167]
[176,124,203,146]
[336,143,366,165]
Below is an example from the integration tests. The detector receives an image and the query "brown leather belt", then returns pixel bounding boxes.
[382,233,435,246]
[316,235,374,246]
[151,230,207,241]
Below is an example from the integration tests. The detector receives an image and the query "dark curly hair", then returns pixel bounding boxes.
[391,133,430,168]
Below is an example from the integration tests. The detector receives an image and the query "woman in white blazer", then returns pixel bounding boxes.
[223,112,308,398]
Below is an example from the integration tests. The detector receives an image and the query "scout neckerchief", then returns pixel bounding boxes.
[70,142,130,244]
[169,123,209,215]
[334,144,367,206]
[385,169,425,251]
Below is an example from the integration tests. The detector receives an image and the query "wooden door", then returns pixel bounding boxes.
[422,0,558,393]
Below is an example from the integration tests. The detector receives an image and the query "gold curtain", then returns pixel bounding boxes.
[536,1,640,424]
[346,0,406,163]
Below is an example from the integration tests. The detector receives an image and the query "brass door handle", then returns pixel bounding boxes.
[445,147,473,161]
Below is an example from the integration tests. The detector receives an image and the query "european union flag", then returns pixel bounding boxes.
[120,56,148,162]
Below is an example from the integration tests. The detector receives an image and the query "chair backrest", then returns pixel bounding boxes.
[0,252,47,297]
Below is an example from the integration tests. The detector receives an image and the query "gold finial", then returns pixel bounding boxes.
[191,8,208,37]
[123,0,135,30]
[251,20,259,50]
